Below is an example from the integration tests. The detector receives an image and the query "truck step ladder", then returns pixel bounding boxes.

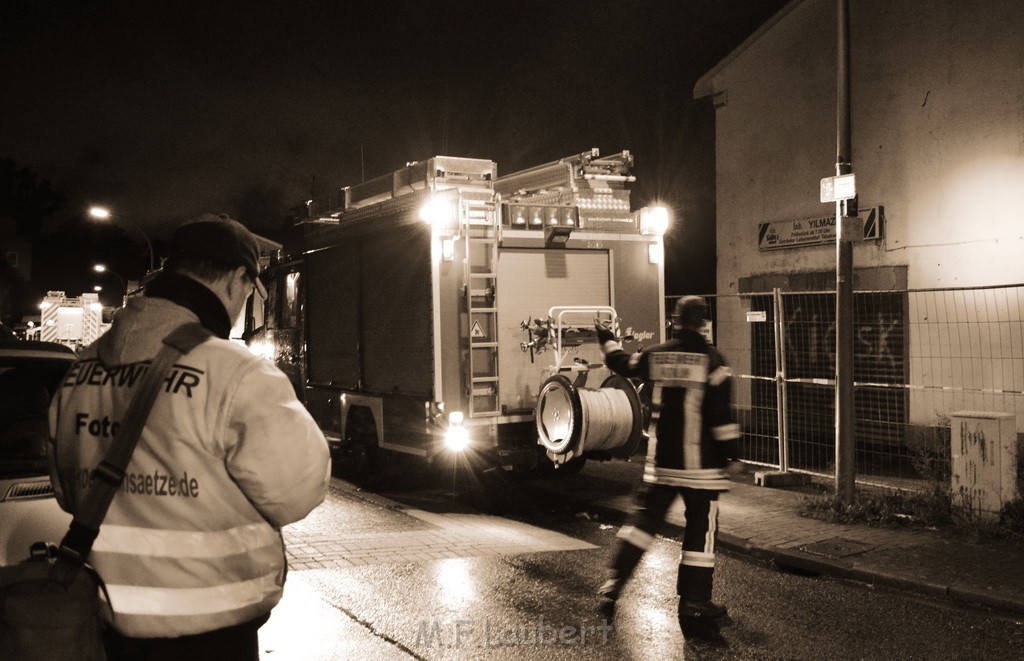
[464,199,500,417]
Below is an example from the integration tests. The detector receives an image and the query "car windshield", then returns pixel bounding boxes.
[0,342,75,479]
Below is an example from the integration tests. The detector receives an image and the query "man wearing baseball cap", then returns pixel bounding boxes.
[49,213,329,659]
[162,212,268,318]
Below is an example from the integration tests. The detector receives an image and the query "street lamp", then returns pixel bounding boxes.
[88,205,155,274]
[94,264,127,306]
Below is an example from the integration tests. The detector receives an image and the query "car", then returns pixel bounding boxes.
[0,339,75,565]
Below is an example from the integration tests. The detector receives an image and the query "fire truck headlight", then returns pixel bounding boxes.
[640,205,670,236]
[248,340,274,360]
[444,425,470,452]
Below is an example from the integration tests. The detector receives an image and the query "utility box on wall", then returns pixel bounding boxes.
[951,411,1019,520]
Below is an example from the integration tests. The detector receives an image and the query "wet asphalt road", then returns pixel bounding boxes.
[262,461,1024,660]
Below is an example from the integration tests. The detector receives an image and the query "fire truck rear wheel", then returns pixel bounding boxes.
[340,412,385,489]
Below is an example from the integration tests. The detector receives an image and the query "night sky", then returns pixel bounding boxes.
[1,0,789,297]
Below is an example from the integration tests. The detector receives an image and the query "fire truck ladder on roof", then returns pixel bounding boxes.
[464,199,500,418]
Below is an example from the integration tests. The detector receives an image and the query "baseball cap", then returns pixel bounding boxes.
[168,214,267,299]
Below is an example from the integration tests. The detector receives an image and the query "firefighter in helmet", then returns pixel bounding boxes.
[595,295,741,642]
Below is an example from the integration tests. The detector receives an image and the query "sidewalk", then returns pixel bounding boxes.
[536,459,1024,618]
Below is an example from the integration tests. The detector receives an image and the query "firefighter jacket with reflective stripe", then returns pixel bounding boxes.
[48,295,330,638]
[602,327,739,490]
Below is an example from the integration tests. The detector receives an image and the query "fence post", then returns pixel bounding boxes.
[773,288,789,472]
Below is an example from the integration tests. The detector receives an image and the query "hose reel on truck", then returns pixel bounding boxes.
[530,307,648,466]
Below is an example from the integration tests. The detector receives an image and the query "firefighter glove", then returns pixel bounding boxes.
[595,324,616,345]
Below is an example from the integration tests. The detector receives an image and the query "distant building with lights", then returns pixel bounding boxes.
[693,0,1023,467]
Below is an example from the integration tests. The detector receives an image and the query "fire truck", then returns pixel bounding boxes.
[34,291,108,351]
[248,149,667,485]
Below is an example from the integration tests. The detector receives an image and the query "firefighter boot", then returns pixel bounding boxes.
[596,578,621,620]
[678,599,728,621]
[597,539,645,620]
[679,600,730,646]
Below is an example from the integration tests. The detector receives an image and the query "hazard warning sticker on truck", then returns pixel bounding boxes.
[470,320,487,339]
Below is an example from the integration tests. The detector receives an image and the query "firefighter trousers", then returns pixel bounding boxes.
[608,483,721,603]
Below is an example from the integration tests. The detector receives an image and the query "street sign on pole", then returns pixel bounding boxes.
[820,173,856,203]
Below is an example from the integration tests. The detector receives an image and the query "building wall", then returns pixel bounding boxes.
[698,0,1024,436]
[702,0,1024,293]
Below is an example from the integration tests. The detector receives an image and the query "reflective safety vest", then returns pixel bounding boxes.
[49,296,330,637]
[91,522,286,636]
[603,327,740,490]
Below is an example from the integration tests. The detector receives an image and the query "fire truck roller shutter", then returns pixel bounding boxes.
[496,249,610,413]
[536,374,643,462]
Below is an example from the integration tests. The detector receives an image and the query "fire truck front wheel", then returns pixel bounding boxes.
[338,408,385,489]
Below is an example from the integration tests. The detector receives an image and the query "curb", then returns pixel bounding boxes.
[328,476,408,511]
[541,486,1024,619]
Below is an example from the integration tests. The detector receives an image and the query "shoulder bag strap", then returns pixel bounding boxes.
[53,323,212,578]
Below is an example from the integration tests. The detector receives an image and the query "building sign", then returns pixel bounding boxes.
[758,207,882,251]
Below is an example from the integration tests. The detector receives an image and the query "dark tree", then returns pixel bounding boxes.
[0,159,66,322]
[0,158,65,238]
[0,253,31,327]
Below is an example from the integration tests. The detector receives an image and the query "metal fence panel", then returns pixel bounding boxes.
[712,292,780,468]
[670,283,1024,490]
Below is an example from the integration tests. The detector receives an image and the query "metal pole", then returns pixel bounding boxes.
[835,0,856,503]
[98,268,127,307]
[127,218,156,274]
[114,215,155,274]
[773,288,789,472]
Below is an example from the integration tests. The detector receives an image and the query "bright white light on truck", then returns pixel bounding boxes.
[419,197,455,230]
[444,411,469,451]
[648,242,663,264]
[445,425,469,451]
[640,205,670,236]
[512,206,526,226]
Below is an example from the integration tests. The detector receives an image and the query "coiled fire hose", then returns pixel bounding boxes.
[536,374,645,462]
